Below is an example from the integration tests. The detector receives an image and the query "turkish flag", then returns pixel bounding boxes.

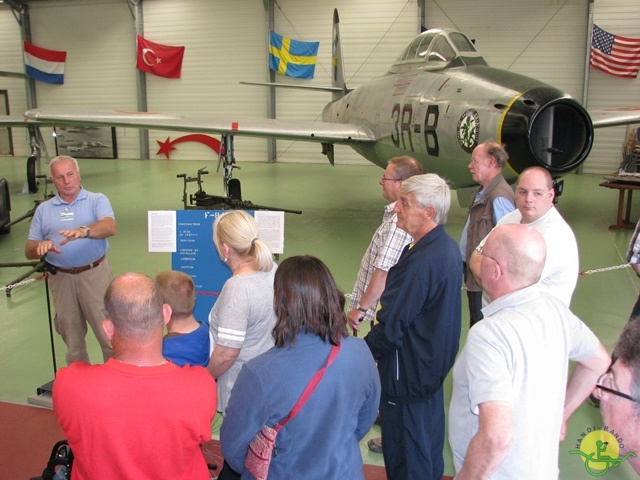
[136,35,185,78]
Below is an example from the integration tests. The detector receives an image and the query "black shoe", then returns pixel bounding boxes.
[367,437,383,454]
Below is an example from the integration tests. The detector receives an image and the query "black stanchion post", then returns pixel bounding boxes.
[43,274,57,376]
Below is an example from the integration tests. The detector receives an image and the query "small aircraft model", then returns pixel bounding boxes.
[5,9,640,201]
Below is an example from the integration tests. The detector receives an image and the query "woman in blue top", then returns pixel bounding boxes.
[221,255,381,479]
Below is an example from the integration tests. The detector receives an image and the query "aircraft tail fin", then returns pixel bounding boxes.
[331,9,348,101]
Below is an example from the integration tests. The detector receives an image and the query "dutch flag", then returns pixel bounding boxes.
[23,41,66,85]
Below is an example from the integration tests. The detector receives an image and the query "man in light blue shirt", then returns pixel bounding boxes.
[26,156,117,364]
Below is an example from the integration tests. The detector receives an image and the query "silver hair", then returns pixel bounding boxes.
[400,173,451,225]
[49,156,80,175]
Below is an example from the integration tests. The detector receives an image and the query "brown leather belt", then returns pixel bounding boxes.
[56,255,106,274]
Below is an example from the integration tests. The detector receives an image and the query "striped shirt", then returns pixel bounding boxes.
[627,219,640,264]
[348,203,413,322]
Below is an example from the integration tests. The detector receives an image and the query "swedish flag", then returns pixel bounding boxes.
[269,30,319,79]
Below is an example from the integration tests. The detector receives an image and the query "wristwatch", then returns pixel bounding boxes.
[356,303,367,313]
[80,225,90,238]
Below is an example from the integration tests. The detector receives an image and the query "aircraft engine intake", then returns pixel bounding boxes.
[500,87,594,176]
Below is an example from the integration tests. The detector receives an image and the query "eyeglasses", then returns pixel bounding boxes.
[475,244,498,264]
[380,176,401,183]
[595,371,640,403]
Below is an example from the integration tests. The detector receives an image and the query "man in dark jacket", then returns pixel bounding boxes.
[460,141,515,326]
[364,173,462,480]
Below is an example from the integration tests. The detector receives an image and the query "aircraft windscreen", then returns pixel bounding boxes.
[399,33,436,62]
[449,32,477,52]
[428,37,456,63]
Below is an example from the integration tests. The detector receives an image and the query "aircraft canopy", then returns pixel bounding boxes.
[396,29,481,67]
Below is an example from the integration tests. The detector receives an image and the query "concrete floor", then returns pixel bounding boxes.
[0,154,638,478]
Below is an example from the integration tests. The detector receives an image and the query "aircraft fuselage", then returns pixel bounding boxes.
[322,63,593,189]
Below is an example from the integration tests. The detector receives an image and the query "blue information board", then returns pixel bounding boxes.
[171,210,253,322]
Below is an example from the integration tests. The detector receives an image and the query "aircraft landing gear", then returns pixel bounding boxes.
[217,133,238,197]
[25,124,52,195]
[27,155,38,194]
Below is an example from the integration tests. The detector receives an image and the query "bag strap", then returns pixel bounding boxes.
[274,343,340,431]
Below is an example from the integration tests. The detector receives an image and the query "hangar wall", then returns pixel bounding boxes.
[426,0,588,100]
[586,0,640,173]
[0,0,638,173]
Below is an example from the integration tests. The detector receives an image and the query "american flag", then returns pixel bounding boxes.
[591,24,640,78]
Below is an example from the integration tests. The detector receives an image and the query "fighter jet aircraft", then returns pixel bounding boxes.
[6,9,640,197]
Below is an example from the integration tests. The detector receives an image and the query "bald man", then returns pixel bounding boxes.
[53,272,217,479]
[449,224,609,479]
[469,166,578,307]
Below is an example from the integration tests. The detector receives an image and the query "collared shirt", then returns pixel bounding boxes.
[348,202,412,322]
[28,187,114,268]
[627,218,640,264]
[449,285,599,479]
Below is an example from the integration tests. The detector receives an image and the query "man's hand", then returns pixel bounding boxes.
[59,227,88,245]
[347,308,366,331]
[35,240,62,256]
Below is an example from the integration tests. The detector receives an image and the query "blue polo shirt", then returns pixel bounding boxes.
[28,187,114,268]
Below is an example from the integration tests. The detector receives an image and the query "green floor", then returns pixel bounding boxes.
[0,155,638,478]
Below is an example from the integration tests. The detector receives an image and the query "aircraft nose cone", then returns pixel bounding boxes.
[501,87,593,175]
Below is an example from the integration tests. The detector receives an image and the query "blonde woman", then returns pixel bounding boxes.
[207,211,276,417]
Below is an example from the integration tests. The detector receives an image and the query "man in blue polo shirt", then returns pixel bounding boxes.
[25,155,117,364]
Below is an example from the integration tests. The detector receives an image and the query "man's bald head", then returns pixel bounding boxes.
[104,272,165,343]
[482,224,547,297]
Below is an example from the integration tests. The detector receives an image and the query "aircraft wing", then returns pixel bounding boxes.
[590,107,640,129]
[24,108,376,145]
[0,115,50,127]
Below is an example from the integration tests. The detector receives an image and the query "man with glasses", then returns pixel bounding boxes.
[594,319,640,475]
[347,156,423,331]
[460,141,515,327]
[449,224,609,479]
[347,156,422,454]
